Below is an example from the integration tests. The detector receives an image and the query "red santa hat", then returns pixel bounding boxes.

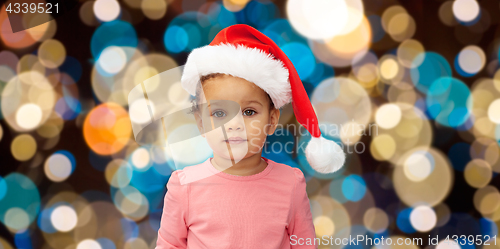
[180,24,346,174]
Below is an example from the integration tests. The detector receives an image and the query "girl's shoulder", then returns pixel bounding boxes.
[264,158,307,184]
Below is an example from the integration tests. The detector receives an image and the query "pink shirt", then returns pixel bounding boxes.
[155,156,318,249]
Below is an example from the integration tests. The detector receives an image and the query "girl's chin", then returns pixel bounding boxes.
[213,151,252,160]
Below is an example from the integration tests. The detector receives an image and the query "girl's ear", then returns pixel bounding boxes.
[194,111,206,137]
[266,108,280,135]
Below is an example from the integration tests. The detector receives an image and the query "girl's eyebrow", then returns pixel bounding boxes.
[244,100,263,106]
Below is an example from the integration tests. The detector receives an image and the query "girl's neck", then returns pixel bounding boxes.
[211,154,267,176]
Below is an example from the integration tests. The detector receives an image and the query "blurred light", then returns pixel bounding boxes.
[473,185,500,215]
[0,237,13,249]
[380,58,398,79]
[54,73,82,120]
[0,51,16,71]
[164,25,189,53]
[381,6,406,32]
[313,215,335,236]
[16,103,42,130]
[38,39,66,69]
[50,205,77,232]
[91,47,142,105]
[96,238,116,249]
[223,0,250,12]
[338,0,364,36]
[403,150,434,182]
[410,52,452,94]
[36,112,64,139]
[439,1,458,26]
[0,124,3,142]
[77,239,102,249]
[488,99,500,124]
[287,0,349,40]
[470,78,500,140]
[0,173,41,232]
[124,237,149,248]
[426,77,472,128]
[90,20,138,59]
[11,134,37,161]
[0,7,37,49]
[436,239,461,249]
[25,13,56,42]
[464,159,492,188]
[105,159,133,188]
[409,205,436,232]
[434,203,451,227]
[206,2,237,28]
[97,46,127,74]
[367,15,385,43]
[94,0,121,22]
[363,207,389,233]
[456,45,485,76]
[379,55,403,82]
[396,208,417,233]
[0,65,15,84]
[167,124,214,169]
[112,185,149,220]
[311,77,372,144]
[38,206,57,233]
[141,0,167,20]
[310,16,371,67]
[5,208,30,231]
[131,147,151,170]
[452,0,480,23]
[370,134,396,161]
[470,138,500,174]
[281,42,315,80]
[244,1,279,29]
[80,1,100,26]
[44,151,76,182]
[83,103,132,155]
[0,72,56,132]
[129,98,155,125]
[164,12,211,53]
[479,217,498,239]
[342,174,366,201]
[353,63,379,88]
[337,121,363,145]
[387,12,416,42]
[394,147,453,206]
[0,176,3,201]
[375,104,402,129]
[372,103,432,164]
[397,39,425,68]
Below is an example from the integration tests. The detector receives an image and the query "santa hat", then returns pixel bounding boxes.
[180,24,346,174]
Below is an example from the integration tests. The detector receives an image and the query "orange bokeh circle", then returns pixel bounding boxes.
[83,102,132,155]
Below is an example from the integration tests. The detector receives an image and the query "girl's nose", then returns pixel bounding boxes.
[226,112,244,131]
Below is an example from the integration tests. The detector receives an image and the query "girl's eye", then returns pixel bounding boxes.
[212,110,226,118]
[243,110,256,116]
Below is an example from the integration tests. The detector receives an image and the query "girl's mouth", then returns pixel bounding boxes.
[224,137,247,144]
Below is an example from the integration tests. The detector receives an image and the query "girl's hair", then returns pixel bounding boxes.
[187,73,275,114]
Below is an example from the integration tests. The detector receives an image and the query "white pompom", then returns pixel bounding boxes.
[305,135,346,174]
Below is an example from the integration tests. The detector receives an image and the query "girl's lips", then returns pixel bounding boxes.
[225,140,247,144]
[224,138,247,144]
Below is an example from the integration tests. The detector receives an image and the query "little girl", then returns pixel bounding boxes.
[155,24,346,249]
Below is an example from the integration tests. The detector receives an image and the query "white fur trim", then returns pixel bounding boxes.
[305,135,346,174]
[181,43,292,109]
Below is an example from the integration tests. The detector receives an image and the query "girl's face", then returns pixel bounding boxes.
[194,74,280,162]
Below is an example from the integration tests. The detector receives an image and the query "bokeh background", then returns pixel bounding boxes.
[1,0,500,248]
